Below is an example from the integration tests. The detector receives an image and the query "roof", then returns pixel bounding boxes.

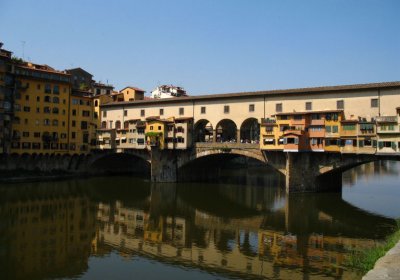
[16,62,70,76]
[145,116,160,121]
[71,89,92,98]
[65,67,93,77]
[341,119,359,123]
[175,117,194,121]
[102,81,400,108]
[120,86,145,92]
[274,109,343,116]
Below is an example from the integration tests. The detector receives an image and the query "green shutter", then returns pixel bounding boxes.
[372,140,377,148]
[359,140,364,147]
[378,142,384,149]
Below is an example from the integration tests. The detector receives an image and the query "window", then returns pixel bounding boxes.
[294,115,302,120]
[103,111,107,118]
[158,126,161,130]
[332,126,338,133]
[36,96,40,102]
[95,100,99,107]
[25,95,29,101]
[43,119,50,126]
[22,131,29,137]
[326,126,332,133]
[72,109,77,116]
[160,108,164,115]
[249,104,255,112]
[94,112,98,119]
[23,106,30,112]
[101,121,107,129]
[224,105,230,114]
[34,132,41,138]
[179,108,184,115]
[81,121,88,129]
[305,102,312,111]
[140,109,145,117]
[44,96,51,102]
[276,103,282,113]
[82,110,90,117]
[123,110,128,117]
[53,97,59,103]
[44,107,51,113]
[150,126,153,130]
[45,84,51,94]
[115,121,121,129]
[53,85,59,94]
[72,99,79,105]
[371,98,379,108]
[71,132,76,139]
[343,124,356,130]
[337,100,344,110]
[52,107,59,114]
[124,121,129,129]
[72,120,76,127]
[52,119,58,126]
[201,106,206,114]
[37,84,41,90]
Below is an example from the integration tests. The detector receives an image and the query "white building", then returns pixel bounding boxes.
[151,85,187,99]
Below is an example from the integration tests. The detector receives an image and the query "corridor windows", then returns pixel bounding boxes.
[201,107,206,114]
[371,98,379,108]
[141,109,145,117]
[224,105,230,114]
[305,102,312,111]
[160,108,164,116]
[337,100,344,110]
[179,107,184,115]
[249,104,255,112]
[276,103,282,113]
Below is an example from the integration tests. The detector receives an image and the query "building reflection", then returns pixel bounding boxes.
[0,183,96,279]
[93,184,394,280]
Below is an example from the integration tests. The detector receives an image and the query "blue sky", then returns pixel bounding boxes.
[1,0,399,95]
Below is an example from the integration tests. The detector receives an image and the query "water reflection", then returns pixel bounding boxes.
[0,161,399,280]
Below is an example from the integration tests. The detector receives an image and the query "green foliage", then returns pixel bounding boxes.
[345,222,400,273]
[11,56,24,64]
[145,132,162,137]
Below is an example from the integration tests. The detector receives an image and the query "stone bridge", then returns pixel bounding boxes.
[1,145,399,193]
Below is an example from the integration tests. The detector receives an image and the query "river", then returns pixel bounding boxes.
[0,161,399,280]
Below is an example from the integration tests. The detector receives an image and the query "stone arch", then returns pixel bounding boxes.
[194,119,214,142]
[89,152,150,175]
[240,118,260,143]
[215,119,237,143]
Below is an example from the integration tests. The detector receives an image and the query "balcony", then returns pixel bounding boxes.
[310,119,325,126]
[376,116,398,123]
[261,118,276,125]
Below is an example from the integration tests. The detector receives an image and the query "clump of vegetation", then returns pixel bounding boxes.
[346,221,400,273]
[11,56,24,64]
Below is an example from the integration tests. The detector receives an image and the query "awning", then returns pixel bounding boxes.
[115,137,120,141]
[264,139,274,143]
[121,137,126,140]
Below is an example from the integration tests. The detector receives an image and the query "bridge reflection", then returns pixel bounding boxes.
[0,163,398,279]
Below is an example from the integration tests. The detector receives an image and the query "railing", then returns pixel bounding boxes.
[195,142,259,149]
[376,116,398,123]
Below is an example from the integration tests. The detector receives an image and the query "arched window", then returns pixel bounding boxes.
[52,119,58,126]
[52,107,59,114]
[124,121,129,129]
[115,120,121,129]
[101,121,107,129]
[95,100,99,107]
[53,96,59,103]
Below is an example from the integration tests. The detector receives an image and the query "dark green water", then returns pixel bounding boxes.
[1,161,399,280]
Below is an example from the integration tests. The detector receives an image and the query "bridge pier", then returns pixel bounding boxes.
[150,148,178,182]
[284,152,342,193]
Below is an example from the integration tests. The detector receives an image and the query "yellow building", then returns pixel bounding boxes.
[119,86,145,102]
[11,62,71,154]
[0,45,13,153]
[69,90,96,153]
[260,118,281,150]
[323,111,343,153]
[145,116,172,149]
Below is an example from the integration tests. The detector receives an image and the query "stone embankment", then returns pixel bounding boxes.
[363,240,400,280]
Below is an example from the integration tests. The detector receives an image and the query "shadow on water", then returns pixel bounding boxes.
[0,161,399,280]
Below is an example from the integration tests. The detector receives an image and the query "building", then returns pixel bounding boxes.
[145,116,171,149]
[150,85,187,99]
[0,43,14,154]
[376,108,400,154]
[69,90,96,153]
[92,82,113,96]
[65,67,94,91]
[10,62,71,154]
[120,86,145,102]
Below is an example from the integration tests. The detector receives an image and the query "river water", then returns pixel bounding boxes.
[0,161,399,280]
